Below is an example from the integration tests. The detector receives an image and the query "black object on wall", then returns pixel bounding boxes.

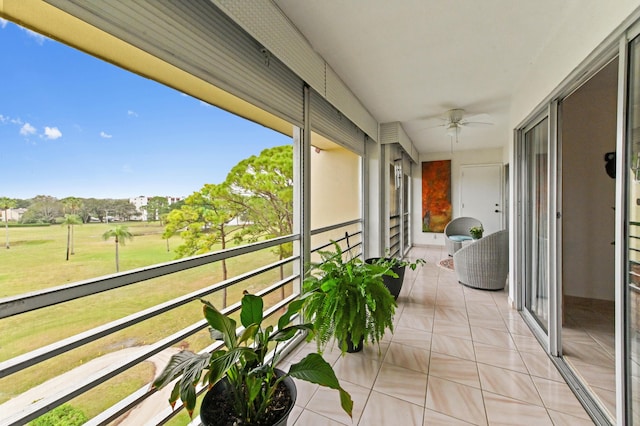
[604,152,616,179]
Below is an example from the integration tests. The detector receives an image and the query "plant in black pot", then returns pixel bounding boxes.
[302,241,397,354]
[152,292,353,425]
[365,255,426,299]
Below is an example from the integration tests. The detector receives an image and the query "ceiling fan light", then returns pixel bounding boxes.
[445,123,460,137]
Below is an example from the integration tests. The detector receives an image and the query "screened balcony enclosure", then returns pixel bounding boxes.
[2,1,640,425]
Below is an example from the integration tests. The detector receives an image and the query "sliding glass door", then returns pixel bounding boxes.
[625,33,640,425]
[523,117,550,331]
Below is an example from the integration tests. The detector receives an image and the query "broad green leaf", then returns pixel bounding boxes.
[180,380,197,418]
[338,388,354,418]
[240,293,263,328]
[152,351,208,389]
[202,299,237,349]
[269,323,313,342]
[277,299,304,330]
[238,324,260,345]
[168,382,180,409]
[288,353,353,417]
[288,353,340,389]
[208,348,244,385]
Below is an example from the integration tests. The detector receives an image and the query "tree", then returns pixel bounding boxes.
[163,183,243,307]
[144,196,170,223]
[111,199,137,221]
[102,225,134,272]
[61,214,82,260]
[78,198,100,223]
[62,197,84,254]
[0,197,17,249]
[224,145,293,282]
[21,195,61,224]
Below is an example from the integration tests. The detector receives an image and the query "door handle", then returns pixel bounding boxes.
[494,210,501,213]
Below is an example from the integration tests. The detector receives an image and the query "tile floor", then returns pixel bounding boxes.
[280,245,594,425]
[563,296,616,421]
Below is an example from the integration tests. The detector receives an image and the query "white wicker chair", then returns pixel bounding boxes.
[453,230,509,290]
[444,217,482,256]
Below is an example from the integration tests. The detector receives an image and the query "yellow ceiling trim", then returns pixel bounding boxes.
[0,0,293,137]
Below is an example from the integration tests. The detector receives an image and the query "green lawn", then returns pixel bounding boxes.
[0,222,294,424]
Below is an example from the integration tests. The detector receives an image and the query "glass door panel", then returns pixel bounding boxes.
[627,34,640,425]
[389,164,400,256]
[524,118,550,331]
[403,173,410,255]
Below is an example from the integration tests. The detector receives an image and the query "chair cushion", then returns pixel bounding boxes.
[449,235,473,242]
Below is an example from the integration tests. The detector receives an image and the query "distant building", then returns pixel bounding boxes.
[0,208,27,222]
[129,195,184,221]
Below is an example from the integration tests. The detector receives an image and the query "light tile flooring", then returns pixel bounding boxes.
[563,296,616,421]
[281,245,593,425]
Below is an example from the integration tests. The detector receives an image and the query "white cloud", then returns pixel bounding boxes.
[0,115,8,124]
[43,126,62,140]
[127,110,138,117]
[20,123,36,136]
[100,131,112,139]
[0,19,8,29]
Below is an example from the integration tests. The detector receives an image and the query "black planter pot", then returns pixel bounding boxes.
[200,368,296,426]
[345,334,364,353]
[366,258,406,300]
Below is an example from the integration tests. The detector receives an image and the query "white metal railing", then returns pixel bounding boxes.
[0,219,362,426]
[311,218,362,257]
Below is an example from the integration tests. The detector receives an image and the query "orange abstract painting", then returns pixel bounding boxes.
[422,160,452,232]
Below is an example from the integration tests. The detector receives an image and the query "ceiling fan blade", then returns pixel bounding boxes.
[462,113,492,123]
[414,123,447,132]
[461,121,493,127]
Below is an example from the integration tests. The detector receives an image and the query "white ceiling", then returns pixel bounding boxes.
[274,0,581,153]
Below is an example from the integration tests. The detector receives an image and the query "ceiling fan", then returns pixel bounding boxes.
[438,109,493,142]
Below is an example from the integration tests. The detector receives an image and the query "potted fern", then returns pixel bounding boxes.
[152,292,353,425]
[302,242,397,353]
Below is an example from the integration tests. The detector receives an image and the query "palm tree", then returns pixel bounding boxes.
[0,197,17,249]
[62,197,84,255]
[102,225,133,272]
[61,214,82,261]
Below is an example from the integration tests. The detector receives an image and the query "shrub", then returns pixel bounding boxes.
[30,404,88,426]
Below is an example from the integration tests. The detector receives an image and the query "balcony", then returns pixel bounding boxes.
[282,244,592,425]
[0,228,592,426]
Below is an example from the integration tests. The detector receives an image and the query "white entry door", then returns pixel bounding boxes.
[460,164,503,235]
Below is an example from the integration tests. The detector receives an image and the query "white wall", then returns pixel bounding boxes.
[510,1,639,127]
[561,61,617,301]
[412,147,503,247]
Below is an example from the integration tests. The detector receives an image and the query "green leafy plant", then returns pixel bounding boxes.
[302,242,397,353]
[152,292,353,424]
[368,254,426,271]
[469,226,484,239]
[30,404,87,426]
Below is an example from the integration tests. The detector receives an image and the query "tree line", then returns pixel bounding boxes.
[1,146,293,425]
[0,195,137,224]
[1,145,294,303]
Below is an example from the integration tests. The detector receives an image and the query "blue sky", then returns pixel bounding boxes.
[0,19,291,200]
